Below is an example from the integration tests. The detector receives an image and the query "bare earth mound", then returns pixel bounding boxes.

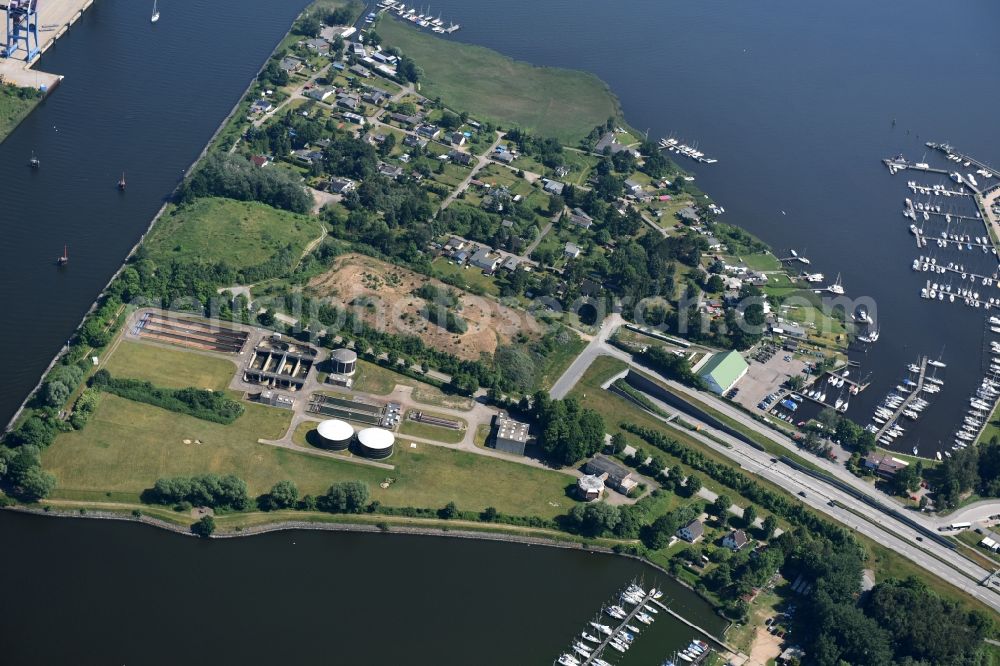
[307,254,540,360]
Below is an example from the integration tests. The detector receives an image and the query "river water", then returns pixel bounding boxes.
[421,0,1000,455]
[0,512,724,665]
[0,1,722,662]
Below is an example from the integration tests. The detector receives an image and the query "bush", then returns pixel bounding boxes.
[191,515,216,538]
[90,370,244,424]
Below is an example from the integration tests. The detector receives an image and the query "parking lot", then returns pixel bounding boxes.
[732,343,809,412]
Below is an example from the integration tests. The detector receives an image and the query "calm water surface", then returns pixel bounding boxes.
[5,1,998,661]
[424,0,1000,454]
[0,512,723,665]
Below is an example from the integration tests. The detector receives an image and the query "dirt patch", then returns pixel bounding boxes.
[307,253,540,360]
[748,626,783,666]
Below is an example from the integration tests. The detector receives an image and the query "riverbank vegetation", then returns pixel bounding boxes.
[89,370,245,424]
[0,83,42,144]
[377,17,618,144]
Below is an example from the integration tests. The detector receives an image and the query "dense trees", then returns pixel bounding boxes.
[639,346,706,390]
[181,153,311,214]
[531,393,605,466]
[319,481,369,513]
[931,437,1000,508]
[149,474,251,511]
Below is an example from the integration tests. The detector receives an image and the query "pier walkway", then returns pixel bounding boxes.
[580,591,655,666]
[875,356,927,441]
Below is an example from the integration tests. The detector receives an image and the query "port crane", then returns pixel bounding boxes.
[1,0,40,61]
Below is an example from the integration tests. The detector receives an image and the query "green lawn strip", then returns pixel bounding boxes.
[378,16,619,144]
[42,395,574,519]
[102,341,237,392]
[954,530,1000,568]
[143,197,320,269]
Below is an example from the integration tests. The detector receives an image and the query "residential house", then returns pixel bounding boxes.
[403,134,428,149]
[451,132,467,146]
[624,178,643,194]
[501,255,521,272]
[349,64,371,78]
[564,242,582,259]
[445,237,466,251]
[249,155,269,168]
[677,519,705,543]
[250,99,274,114]
[452,250,470,265]
[568,207,593,229]
[493,151,516,164]
[390,113,422,127]
[723,529,749,551]
[351,42,366,58]
[279,56,304,74]
[500,219,515,229]
[326,177,357,194]
[416,124,441,140]
[377,163,404,179]
[291,149,324,165]
[677,206,701,224]
[336,94,360,111]
[342,111,364,124]
[304,87,334,102]
[303,38,330,54]
[470,247,502,273]
[362,90,388,106]
[542,179,565,196]
[582,455,638,495]
[863,452,909,478]
[448,150,474,166]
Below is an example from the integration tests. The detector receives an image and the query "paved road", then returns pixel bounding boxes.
[549,314,626,399]
[633,385,1000,613]
[551,323,1000,611]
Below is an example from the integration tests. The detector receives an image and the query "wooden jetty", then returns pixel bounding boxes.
[875,357,927,441]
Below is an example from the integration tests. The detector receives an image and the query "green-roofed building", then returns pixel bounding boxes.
[698,350,749,394]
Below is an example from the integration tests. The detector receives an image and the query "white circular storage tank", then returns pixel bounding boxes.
[356,427,395,459]
[330,348,358,376]
[316,419,354,450]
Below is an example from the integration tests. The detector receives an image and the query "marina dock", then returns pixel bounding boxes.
[578,590,658,666]
[874,356,927,441]
[0,0,95,89]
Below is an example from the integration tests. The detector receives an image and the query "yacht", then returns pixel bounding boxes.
[558,655,580,666]
[581,632,600,644]
[827,273,845,295]
[590,622,612,636]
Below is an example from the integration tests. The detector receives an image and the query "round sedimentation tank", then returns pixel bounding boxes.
[316,419,354,450]
[356,427,395,460]
[330,348,358,376]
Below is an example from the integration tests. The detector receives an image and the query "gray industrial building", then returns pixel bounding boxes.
[491,413,530,456]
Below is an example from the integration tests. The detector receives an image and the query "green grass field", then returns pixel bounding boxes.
[102,341,237,391]
[144,197,321,269]
[379,17,619,144]
[0,85,41,144]
[41,394,573,518]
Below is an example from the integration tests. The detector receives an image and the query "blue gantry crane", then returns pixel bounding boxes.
[1,0,41,62]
